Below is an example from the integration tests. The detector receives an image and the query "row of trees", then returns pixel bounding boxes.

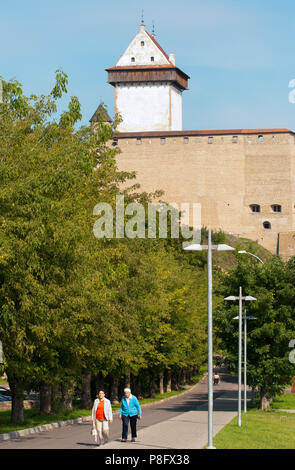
[0,73,208,422]
[215,255,295,410]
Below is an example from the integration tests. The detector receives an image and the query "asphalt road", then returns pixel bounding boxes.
[0,368,238,449]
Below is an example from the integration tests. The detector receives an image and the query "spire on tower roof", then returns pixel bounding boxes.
[152,20,155,37]
[140,9,145,31]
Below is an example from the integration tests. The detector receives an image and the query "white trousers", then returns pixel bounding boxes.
[95,419,109,443]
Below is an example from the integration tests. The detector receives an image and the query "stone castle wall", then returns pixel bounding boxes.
[115,130,295,259]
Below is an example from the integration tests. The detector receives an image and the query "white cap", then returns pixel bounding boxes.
[124,388,131,393]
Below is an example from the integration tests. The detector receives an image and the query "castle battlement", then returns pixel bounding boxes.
[114,129,294,146]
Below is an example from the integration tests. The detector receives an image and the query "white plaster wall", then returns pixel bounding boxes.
[116,83,171,132]
[116,28,170,67]
[171,86,182,130]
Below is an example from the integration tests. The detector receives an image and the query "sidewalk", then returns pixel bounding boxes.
[102,370,238,449]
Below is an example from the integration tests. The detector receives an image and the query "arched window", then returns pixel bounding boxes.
[258,134,264,142]
[271,204,282,213]
[141,41,145,47]
[151,56,155,62]
[250,204,260,213]
[131,57,135,62]
[232,136,238,144]
[263,221,271,229]
[208,136,214,144]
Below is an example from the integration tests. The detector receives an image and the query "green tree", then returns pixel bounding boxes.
[215,256,295,410]
[0,72,135,421]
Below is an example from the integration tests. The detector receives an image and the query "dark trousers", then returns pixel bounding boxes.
[122,414,137,439]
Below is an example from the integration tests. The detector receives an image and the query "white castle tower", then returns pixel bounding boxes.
[106,23,190,132]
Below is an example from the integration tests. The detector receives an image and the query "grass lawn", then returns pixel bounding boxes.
[0,366,207,435]
[214,396,295,449]
[0,407,92,435]
[270,392,295,410]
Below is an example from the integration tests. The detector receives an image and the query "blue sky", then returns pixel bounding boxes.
[1,0,295,130]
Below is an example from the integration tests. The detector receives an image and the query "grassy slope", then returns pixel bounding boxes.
[214,393,295,449]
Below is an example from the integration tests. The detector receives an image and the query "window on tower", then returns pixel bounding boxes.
[131,57,135,62]
[141,41,144,46]
[271,204,282,213]
[151,56,155,62]
[208,136,214,144]
[250,204,260,213]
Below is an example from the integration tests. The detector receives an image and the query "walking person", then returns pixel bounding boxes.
[91,389,113,447]
[213,372,220,385]
[119,387,142,442]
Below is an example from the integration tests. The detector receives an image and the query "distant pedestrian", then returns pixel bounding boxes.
[91,390,113,446]
[213,373,220,385]
[119,387,142,442]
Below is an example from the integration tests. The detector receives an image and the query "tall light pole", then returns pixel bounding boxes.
[225,288,256,427]
[184,230,234,448]
[234,310,257,413]
[238,249,263,404]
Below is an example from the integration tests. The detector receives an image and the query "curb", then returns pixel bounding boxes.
[0,374,207,442]
[0,415,92,442]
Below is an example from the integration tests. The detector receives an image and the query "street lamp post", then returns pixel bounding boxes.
[233,310,257,413]
[238,250,263,404]
[243,310,257,413]
[225,288,256,427]
[184,230,234,448]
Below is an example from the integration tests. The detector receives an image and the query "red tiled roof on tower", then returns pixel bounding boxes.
[145,31,175,65]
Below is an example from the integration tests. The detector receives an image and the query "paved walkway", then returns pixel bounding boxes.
[103,368,238,449]
[0,368,238,449]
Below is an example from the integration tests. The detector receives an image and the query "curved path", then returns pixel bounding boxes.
[0,368,238,449]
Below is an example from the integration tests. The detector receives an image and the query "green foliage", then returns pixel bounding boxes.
[0,72,208,421]
[215,256,295,405]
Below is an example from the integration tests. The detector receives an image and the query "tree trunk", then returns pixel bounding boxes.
[159,370,164,395]
[260,388,272,411]
[172,372,179,390]
[51,384,60,414]
[81,372,92,409]
[180,369,186,386]
[94,371,105,398]
[110,377,119,404]
[187,370,193,383]
[166,370,172,393]
[40,382,52,414]
[8,379,24,424]
[125,373,131,389]
[61,382,74,411]
[149,374,156,398]
[133,376,142,399]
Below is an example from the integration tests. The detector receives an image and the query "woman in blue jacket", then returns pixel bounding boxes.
[119,387,142,442]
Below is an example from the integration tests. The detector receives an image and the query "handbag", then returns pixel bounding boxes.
[91,423,98,442]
